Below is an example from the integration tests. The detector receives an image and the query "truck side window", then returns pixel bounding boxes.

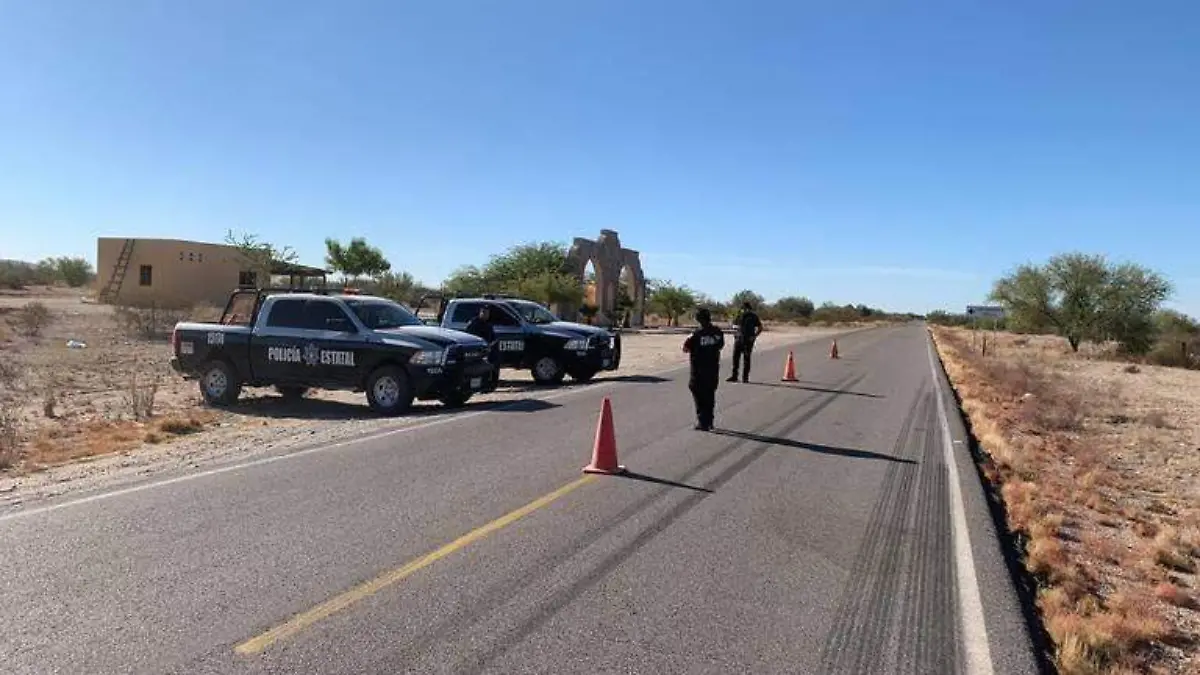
[266,299,307,329]
[489,305,522,327]
[302,300,355,331]
[450,302,480,324]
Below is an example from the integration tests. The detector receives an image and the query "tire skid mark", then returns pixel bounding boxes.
[816,384,927,674]
[896,394,934,675]
[920,392,961,674]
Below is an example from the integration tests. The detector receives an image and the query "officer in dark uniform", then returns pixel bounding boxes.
[728,301,763,383]
[464,305,500,392]
[683,307,725,431]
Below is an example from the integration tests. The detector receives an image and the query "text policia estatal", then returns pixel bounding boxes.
[267,344,356,367]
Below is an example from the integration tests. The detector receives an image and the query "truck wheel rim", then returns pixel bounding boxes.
[374,376,400,407]
[535,357,558,380]
[204,369,227,397]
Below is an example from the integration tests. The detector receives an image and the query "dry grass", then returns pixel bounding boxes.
[931,327,1199,675]
[24,410,219,468]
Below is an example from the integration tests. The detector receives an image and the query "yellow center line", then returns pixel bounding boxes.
[233,474,596,656]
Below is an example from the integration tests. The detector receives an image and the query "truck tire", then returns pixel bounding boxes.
[531,356,566,385]
[365,366,414,415]
[199,360,242,407]
[276,385,308,401]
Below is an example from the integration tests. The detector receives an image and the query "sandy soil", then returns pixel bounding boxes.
[0,288,854,506]
[932,327,1199,675]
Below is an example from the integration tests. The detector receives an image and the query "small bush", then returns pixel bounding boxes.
[0,404,19,469]
[113,304,192,340]
[158,415,205,435]
[123,372,158,420]
[15,302,52,337]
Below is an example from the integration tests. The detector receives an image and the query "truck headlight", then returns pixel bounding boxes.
[410,348,448,366]
[564,338,588,351]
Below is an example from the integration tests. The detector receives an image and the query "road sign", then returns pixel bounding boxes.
[966,305,1005,319]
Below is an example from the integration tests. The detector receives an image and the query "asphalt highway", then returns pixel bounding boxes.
[0,325,1041,674]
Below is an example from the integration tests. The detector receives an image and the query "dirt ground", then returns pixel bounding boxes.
[0,287,856,506]
[932,327,1199,675]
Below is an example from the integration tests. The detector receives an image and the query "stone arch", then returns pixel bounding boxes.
[565,229,646,327]
[616,250,646,328]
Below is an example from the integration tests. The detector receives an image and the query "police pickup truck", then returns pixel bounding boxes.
[420,294,621,385]
[169,289,493,415]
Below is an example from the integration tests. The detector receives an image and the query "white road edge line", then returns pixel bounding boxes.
[927,336,995,675]
[0,330,858,523]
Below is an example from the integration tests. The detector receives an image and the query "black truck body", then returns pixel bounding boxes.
[170,289,493,414]
[420,294,621,385]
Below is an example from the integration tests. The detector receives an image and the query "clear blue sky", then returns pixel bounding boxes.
[2,1,1198,315]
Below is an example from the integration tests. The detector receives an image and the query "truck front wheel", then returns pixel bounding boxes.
[531,356,566,385]
[199,360,242,407]
[366,366,414,415]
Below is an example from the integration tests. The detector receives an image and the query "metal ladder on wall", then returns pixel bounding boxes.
[98,238,135,303]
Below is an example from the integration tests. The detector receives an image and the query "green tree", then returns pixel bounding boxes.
[50,256,95,287]
[325,237,391,284]
[773,296,815,320]
[442,265,491,297]
[224,230,299,287]
[990,253,1171,353]
[441,241,581,302]
[649,280,697,327]
[730,289,766,310]
[372,271,417,306]
[509,270,585,307]
[484,241,572,284]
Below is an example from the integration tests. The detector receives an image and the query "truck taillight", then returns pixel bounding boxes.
[171,328,179,353]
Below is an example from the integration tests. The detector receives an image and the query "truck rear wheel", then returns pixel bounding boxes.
[366,366,414,415]
[199,360,242,407]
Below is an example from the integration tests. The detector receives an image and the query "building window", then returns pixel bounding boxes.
[239,270,258,287]
[188,252,195,261]
[198,253,203,263]
[179,252,185,261]
[139,265,153,286]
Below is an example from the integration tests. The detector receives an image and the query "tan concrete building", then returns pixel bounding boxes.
[96,237,327,309]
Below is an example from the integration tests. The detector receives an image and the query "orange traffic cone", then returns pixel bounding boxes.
[583,396,626,475]
[830,340,839,359]
[781,350,799,382]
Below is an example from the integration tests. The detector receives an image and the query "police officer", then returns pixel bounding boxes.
[464,305,500,392]
[728,301,763,383]
[683,307,725,431]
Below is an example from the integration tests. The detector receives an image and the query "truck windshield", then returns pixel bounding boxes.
[508,301,558,325]
[345,300,423,329]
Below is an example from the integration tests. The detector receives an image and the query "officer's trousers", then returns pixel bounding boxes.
[731,337,756,380]
[689,374,718,428]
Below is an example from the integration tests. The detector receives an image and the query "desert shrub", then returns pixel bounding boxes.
[15,302,52,337]
[113,303,192,340]
[0,403,19,469]
[123,371,159,420]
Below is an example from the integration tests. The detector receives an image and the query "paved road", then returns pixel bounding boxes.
[0,325,1040,674]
